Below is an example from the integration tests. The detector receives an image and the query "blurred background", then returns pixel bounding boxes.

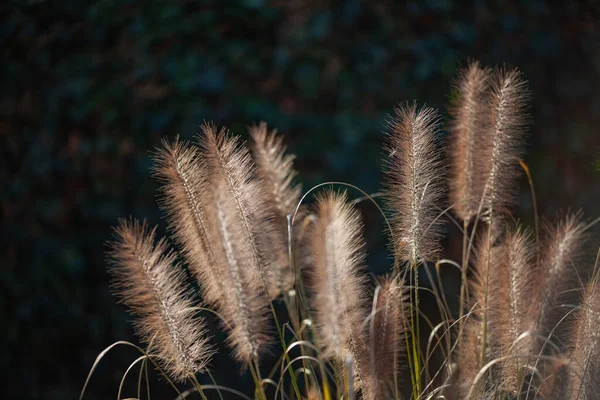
[2,1,600,399]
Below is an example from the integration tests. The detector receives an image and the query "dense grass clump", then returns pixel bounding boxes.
[83,61,600,400]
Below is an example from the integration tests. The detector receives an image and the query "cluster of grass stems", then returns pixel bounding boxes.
[82,61,600,400]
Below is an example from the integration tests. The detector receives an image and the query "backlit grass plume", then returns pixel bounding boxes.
[108,219,214,381]
[249,122,301,224]
[152,138,224,310]
[307,191,369,383]
[480,67,529,220]
[568,279,600,398]
[195,124,275,363]
[384,103,445,265]
[153,128,273,365]
[497,225,535,392]
[249,122,301,298]
[448,61,490,223]
[529,213,589,354]
[455,224,504,396]
[88,60,600,400]
[365,276,408,400]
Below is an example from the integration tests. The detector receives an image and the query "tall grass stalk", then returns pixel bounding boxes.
[84,60,599,400]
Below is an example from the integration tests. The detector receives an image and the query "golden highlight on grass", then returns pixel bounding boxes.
[86,60,599,400]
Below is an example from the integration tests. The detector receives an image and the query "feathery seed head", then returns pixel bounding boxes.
[462,223,505,375]
[108,219,214,381]
[193,123,275,363]
[480,67,530,220]
[454,322,486,399]
[308,190,369,364]
[568,281,600,399]
[250,122,302,219]
[497,225,536,392]
[153,126,274,365]
[152,138,226,308]
[364,275,408,400]
[198,123,276,286]
[249,122,302,298]
[383,102,446,265]
[530,212,589,352]
[448,61,491,223]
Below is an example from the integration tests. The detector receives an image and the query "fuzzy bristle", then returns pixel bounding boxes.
[307,190,369,379]
[448,61,491,222]
[249,122,301,298]
[498,225,535,392]
[195,124,275,363]
[384,103,446,264]
[457,224,503,394]
[472,224,506,358]
[153,128,273,364]
[249,122,302,223]
[100,59,600,399]
[480,67,529,220]
[568,281,600,399]
[529,212,588,354]
[364,275,407,400]
[454,323,486,399]
[108,219,214,381]
[152,138,225,309]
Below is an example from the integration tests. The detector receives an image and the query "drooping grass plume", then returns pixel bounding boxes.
[498,225,536,392]
[364,276,408,400]
[250,122,302,298]
[568,280,600,399]
[198,123,279,288]
[152,138,225,309]
[307,190,369,383]
[383,103,446,264]
[153,131,273,364]
[448,61,491,223]
[195,124,276,363]
[529,212,588,354]
[108,219,214,382]
[480,67,529,220]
